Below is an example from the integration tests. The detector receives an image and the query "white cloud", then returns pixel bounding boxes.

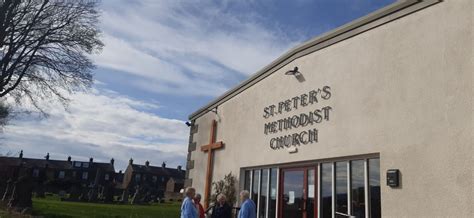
[1,1,304,170]
[94,0,300,97]
[2,88,189,170]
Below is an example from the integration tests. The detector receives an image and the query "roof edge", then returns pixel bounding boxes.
[189,0,442,120]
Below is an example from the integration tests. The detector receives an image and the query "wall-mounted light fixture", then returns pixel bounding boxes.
[285,67,301,76]
[285,67,305,82]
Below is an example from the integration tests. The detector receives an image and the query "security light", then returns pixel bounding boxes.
[285,67,301,76]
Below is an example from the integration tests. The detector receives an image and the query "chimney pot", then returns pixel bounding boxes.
[162,162,166,168]
[129,158,133,165]
[45,153,50,161]
[145,160,150,167]
[89,157,93,163]
[19,150,23,159]
[67,156,71,162]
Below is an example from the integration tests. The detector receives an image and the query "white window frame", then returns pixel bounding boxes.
[74,162,81,167]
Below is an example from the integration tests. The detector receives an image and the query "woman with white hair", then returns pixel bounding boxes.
[238,190,256,218]
[210,193,232,218]
[181,187,198,218]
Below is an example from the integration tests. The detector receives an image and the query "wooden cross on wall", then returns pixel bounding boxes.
[201,119,224,209]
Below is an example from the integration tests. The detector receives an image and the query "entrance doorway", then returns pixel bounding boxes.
[242,157,381,218]
[279,167,317,218]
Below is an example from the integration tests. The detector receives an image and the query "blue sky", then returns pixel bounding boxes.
[1,0,395,171]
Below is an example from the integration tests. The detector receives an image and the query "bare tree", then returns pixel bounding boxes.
[0,0,103,114]
[0,100,9,127]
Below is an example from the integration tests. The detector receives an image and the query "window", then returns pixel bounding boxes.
[321,163,333,218]
[58,171,65,179]
[72,171,77,178]
[244,170,251,191]
[153,176,157,182]
[259,169,268,218]
[243,168,277,217]
[369,159,381,218]
[351,160,365,218]
[82,172,88,180]
[335,161,348,217]
[252,170,260,213]
[135,174,141,182]
[82,162,89,168]
[32,169,40,178]
[268,168,277,218]
[74,162,81,167]
[105,174,109,181]
[320,158,381,218]
[307,169,316,218]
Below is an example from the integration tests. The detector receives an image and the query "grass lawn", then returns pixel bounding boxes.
[0,210,7,218]
[30,198,181,218]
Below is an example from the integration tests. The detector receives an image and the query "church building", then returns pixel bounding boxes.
[185,0,472,217]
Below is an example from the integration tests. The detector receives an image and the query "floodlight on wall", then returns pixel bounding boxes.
[185,121,193,127]
[285,67,301,76]
[285,67,305,82]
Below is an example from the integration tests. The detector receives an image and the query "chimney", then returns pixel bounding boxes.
[145,160,150,167]
[129,158,133,165]
[110,158,115,165]
[119,170,122,174]
[45,153,50,161]
[161,162,166,168]
[89,157,94,163]
[67,156,71,162]
[19,150,23,159]
[177,165,182,171]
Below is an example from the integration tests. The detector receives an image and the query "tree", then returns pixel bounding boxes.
[0,100,8,127]
[210,172,237,207]
[0,0,103,113]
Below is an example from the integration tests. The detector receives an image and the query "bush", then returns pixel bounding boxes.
[210,172,237,206]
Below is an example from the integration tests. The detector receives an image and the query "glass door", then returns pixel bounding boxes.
[279,167,317,218]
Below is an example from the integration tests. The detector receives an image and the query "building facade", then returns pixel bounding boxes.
[0,151,116,199]
[185,0,473,217]
[122,160,185,201]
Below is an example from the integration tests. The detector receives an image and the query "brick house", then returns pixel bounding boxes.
[0,151,116,198]
[122,159,185,201]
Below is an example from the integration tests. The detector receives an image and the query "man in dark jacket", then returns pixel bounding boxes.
[211,194,232,218]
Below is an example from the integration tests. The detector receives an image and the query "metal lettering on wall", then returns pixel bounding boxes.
[263,86,332,150]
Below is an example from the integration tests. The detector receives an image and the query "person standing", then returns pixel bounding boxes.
[181,187,198,218]
[194,193,205,218]
[211,194,232,218]
[238,190,256,218]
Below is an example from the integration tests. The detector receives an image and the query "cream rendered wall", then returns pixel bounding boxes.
[188,0,473,217]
